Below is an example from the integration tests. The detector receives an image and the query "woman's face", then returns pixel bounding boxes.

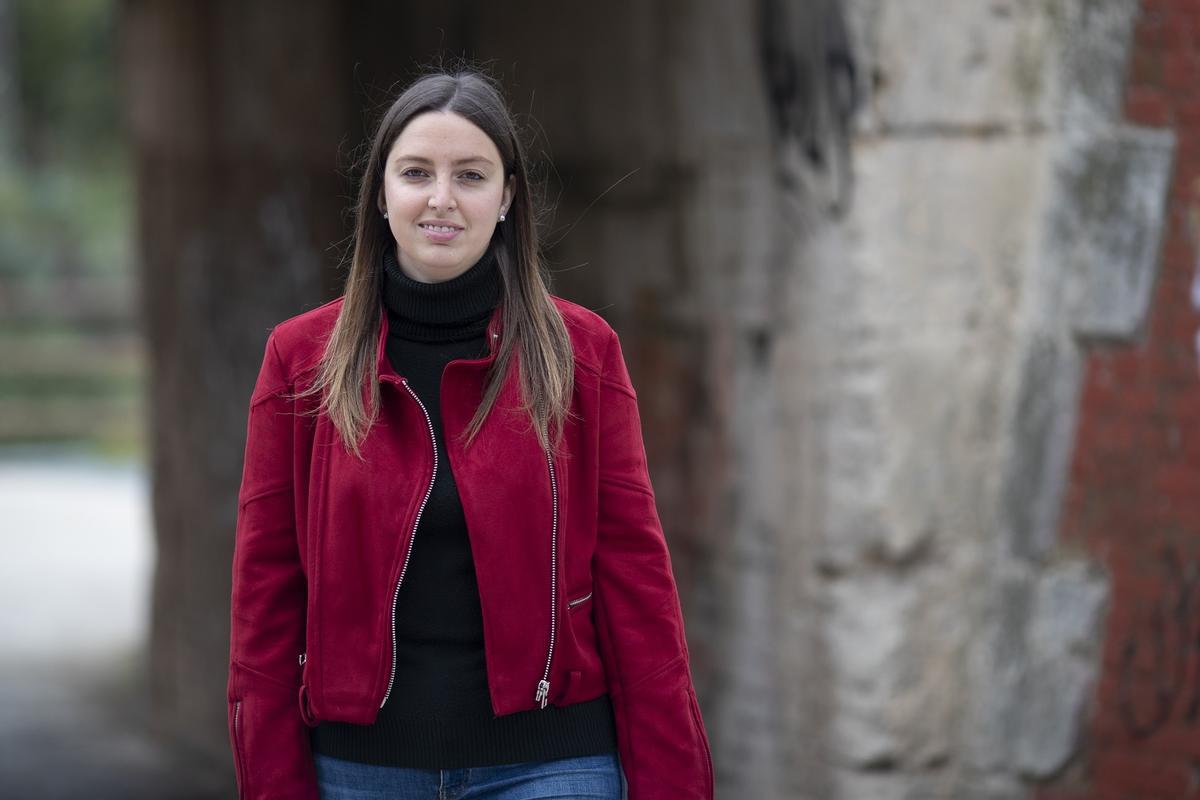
[381,111,514,283]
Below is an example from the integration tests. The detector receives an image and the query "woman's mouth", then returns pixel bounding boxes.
[419,223,462,243]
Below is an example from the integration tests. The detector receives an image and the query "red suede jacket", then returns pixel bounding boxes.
[227,294,713,799]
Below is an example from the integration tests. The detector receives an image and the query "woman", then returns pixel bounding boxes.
[227,70,712,800]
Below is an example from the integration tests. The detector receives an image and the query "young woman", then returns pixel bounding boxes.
[227,70,713,800]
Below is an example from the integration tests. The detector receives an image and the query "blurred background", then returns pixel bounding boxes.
[1,0,1197,798]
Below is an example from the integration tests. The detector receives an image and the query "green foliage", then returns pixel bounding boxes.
[0,0,140,451]
[2,0,130,280]
[0,156,131,278]
[13,0,124,163]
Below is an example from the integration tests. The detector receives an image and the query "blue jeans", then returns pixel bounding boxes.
[313,752,626,800]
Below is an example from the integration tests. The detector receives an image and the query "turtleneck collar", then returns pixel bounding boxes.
[380,244,502,343]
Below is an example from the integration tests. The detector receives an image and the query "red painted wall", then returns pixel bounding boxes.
[1039,1,1200,798]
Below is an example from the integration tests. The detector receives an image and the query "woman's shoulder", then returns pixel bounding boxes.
[550,295,621,377]
[263,296,345,384]
[273,295,344,337]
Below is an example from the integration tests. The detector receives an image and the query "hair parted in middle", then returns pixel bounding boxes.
[296,69,575,459]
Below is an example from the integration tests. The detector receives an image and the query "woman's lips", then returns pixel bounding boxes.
[419,223,462,243]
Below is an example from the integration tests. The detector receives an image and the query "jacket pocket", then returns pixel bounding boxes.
[567,591,593,611]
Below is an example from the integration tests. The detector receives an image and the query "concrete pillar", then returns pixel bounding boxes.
[122,0,348,772]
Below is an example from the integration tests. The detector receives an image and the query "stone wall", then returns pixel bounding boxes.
[820,1,1174,797]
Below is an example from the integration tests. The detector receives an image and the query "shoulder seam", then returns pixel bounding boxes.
[598,328,637,399]
[599,375,637,399]
[249,330,293,404]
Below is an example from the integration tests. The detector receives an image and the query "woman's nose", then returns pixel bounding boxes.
[428,177,456,211]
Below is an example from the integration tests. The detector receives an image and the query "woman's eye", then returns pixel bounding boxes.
[401,168,428,178]
[460,171,484,181]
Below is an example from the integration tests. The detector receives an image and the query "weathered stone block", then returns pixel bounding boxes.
[850,0,1139,133]
[1014,562,1108,778]
[1051,126,1176,340]
[825,574,916,766]
[819,137,1042,573]
[864,0,1055,129]
[999,333,1083,561]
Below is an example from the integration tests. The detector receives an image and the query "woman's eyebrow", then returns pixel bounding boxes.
[393,154,495,167]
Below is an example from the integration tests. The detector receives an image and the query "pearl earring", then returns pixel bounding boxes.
[498,212,506,221]
[383,211,389,219]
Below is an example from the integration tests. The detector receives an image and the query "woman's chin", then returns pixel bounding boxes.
[398,252,473,282]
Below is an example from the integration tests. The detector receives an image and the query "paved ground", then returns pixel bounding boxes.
[0,451,226,799]
[0,655,225,799]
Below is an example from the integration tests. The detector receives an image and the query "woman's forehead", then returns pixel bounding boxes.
[388,111,500,165]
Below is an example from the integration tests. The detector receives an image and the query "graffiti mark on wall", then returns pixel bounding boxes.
[1117,545,1200,739]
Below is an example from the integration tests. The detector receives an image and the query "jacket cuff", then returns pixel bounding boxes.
[228,661,319,800]
[610,656,714,800]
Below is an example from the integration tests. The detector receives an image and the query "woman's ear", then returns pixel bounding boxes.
[502,175,516,217]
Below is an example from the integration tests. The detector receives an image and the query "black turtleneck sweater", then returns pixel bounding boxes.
[309,246,617,768]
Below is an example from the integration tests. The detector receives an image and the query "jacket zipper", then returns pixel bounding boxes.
[381,374,560,712]
[380,378,438,708]
[535,447,559,709]
[567,592,592,609]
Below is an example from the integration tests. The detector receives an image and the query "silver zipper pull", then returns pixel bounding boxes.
[298,653,306,666]
[535,679,550,709]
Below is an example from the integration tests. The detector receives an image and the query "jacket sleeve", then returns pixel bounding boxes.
[227,330,318,800]
[592,327,714,800]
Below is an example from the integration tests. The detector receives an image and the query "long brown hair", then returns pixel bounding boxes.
[298,70,574,459]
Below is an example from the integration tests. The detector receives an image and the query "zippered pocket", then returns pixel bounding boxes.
[567,591,593,611]
[231,699,246,798]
